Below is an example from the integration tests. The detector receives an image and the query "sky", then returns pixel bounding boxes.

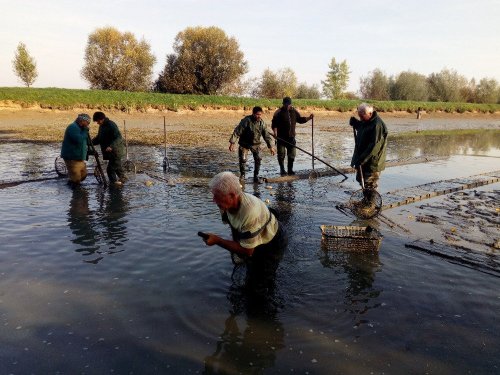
[1,0,499,93]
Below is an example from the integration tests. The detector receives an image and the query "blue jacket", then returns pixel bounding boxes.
[60,122,89,161]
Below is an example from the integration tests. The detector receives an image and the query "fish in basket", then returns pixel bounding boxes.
[320,225,382,252]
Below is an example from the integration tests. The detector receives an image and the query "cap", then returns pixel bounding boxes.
[283,97,292,106]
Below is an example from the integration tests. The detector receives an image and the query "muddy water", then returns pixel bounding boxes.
[0,129,499,374]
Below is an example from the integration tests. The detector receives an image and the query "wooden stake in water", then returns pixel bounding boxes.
[123,120,136,173]
[162,116,169,172]
[311,116,315,171]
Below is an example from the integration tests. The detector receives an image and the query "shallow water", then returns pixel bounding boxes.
[1,130,499,374]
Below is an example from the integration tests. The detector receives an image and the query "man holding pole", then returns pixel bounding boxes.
[349,103,388,205]
[92,111,126,186]
[271,97,313,176]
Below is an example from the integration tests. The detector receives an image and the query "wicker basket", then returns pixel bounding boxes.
[320,225,382,252]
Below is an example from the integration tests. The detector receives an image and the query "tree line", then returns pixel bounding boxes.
[11,26,500,104]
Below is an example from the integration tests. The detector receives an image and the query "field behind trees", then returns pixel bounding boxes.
[1,87,500,114]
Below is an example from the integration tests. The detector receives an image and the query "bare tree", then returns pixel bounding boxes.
[12,42,38,87]
[82,27,156,91]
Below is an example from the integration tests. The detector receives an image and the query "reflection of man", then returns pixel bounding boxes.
[201,172,286,289]
[92,111,126,186]
[349,103,388,207]
[229,106,275,183]
[60,113,92,186]
[271,97,313,176]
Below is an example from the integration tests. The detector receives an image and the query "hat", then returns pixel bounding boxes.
[283,97,292,105]
[77,113,91,122]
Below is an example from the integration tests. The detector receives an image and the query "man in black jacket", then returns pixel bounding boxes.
[271,97,313,176]
[92,112,126,186]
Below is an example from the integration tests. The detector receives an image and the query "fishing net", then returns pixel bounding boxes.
[320,225,382,252]
[349,188,382,219]
[123,160,136,173]
[54,157,67,177]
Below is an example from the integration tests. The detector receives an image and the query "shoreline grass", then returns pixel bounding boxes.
[1,87,500,114]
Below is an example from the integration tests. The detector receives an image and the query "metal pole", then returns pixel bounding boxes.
[123,120,129,160]
[311,116,315,171]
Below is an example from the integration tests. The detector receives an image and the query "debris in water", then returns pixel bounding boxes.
[144,180,154,187]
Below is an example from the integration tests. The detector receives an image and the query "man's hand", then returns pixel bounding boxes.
[349,116,357,126]
[202,233,219,246]
[229,143,235,152]
[105,146,112,152]
[309,114,314,120]
[269,147,276,156]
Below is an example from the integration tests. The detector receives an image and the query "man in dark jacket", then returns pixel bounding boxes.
[271,97,313,176]
[349,103,388,198]
[60,113,92,186]
[229,106,275,183]
[92,112,126,186]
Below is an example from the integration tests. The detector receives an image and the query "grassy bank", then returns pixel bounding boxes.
[1,87,500,114]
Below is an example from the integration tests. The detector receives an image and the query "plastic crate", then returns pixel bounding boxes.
[320,225,382,252]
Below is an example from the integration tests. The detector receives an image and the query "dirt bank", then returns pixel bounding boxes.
[1,107,500,148]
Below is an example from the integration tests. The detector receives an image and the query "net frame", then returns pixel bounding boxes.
[320,225,382,252]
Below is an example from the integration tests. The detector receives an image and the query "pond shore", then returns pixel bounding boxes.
[1,106,500,147]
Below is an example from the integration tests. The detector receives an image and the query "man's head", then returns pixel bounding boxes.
[283,97,292,108]
[75,113,91,128]
[92,111,106,125]
[252,106,263,121]
[357,103,374,121]
[209,172,242,212]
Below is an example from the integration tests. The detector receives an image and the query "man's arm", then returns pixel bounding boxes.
[294,109,311,124]
[202,233,255,256]
[229,118,246,149]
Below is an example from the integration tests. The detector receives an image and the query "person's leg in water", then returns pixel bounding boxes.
[276,141,287,176]
[250,146,262,183]
[238,146,248,181]
[286,139,297,175]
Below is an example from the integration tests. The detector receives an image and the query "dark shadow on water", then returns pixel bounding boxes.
[67,185,129,263]
[319,233,382,328]
[203,236,287,374]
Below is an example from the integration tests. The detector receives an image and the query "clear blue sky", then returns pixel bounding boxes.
[1,0,499,93]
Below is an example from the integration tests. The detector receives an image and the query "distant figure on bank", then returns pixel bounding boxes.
[200,171,287,265]
[417,107,422,119]
[92,112,126,186]
[229,106,275,183]
[60,113,92,186]
[349,103,388,206]
[271,97,313,176]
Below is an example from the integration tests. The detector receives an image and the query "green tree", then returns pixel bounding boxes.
[359,69,390,100]
[81,27,156,91]
[296,82,321,99]
[427,69,468,102]
[390,71,429,101]
[155,26,247,95]
[474,78,499,104]
[321,58,350,99]
[12,42,38,87]
[253,67,298,98]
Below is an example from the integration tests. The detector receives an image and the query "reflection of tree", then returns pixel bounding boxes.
[389,131,500,159]
[203,246,286,374]
[319,235,382,326]
[67,187,100,262]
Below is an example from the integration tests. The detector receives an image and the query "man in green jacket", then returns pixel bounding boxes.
[92,112,126,186]
[60,113,92,186]
[349,103,388,199]
[229,106,275,183]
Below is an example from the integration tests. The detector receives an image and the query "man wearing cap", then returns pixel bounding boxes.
[271,97,313,176]
[229,106,275,183]
[60,113,92,186]
[92,111,126,186]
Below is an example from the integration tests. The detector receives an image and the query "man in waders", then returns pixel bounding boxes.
[60,113,92,186]
[229,106,275,184]
[349,103,388,210]
[92,112,126,186]
[200,172,287,290]
[271,97,314,176]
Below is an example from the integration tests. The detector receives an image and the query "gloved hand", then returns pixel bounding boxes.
[349,116,357,126]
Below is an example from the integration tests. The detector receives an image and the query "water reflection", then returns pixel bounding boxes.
[67,186,128,263]
[319,235,382,328]
[273,182,297,225]
[204,258,286,374]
